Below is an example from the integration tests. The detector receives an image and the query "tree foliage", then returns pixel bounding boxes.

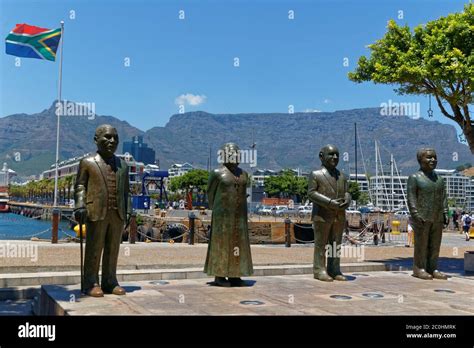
[169,169,209,192]
[349,4,474,152]
[9,175,75,205]
[348,181,361,201]
[264,169,308,201]
[358,192,371,206]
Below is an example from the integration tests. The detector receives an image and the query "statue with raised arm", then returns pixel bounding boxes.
[407,148,448,280]
[308,145,351,282]
[74,124,132,297]
[204,143,253,287]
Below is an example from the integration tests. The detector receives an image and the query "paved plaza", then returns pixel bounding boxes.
[41,271,473,315]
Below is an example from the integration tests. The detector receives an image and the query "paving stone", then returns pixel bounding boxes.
[39,272,474,316]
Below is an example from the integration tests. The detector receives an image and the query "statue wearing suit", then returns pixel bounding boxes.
[74,125,132,297]
[407,148,448,280]
[308,145,351,281]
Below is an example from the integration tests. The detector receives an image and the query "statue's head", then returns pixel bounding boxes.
[219,142,240,168]
[417,147,437,173]
[319,144,339,170]
[94,124,119,158]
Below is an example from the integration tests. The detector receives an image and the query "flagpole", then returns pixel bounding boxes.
[53,21,64,208]
[51,21,64,244]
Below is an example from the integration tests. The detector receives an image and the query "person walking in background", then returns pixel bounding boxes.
[452,210,460,232]
[406,217,414,248]
[462,211,472,241]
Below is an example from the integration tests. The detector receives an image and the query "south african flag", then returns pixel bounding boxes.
[5,23,61,61]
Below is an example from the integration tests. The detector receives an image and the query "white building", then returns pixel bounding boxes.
[117,153,145,185]
[367,169,474,211]
[435,169,471,209]
[0,163,17,186]
[41,154,90,180]
[251,169,277,187]
[369,173,409,211]
[41,152,144,186]
[168,163,194,178]
[465,178,474,212]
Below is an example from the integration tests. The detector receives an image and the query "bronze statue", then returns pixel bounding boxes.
[74,124,132,297]
[308,145,351,281]
[407,148,448,280]
[204,143,253,287]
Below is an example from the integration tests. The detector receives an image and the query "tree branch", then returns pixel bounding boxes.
[433,92,457,122]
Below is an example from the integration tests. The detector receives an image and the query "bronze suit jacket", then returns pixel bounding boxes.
[407,170,447,223]
[74,153,131,222]
[308,166,350,223]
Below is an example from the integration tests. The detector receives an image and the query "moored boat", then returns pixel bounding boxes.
[0,186,9,213]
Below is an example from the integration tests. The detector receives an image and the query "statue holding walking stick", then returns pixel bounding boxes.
[74,124,132,297]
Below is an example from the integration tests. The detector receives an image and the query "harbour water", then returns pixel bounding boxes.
[0,213,71,240]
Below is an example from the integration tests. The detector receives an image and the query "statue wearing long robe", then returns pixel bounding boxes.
[204,166,253,277]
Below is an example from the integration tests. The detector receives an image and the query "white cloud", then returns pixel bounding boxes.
[323,99,331,104]
[304,108,321,113]
[175,93,207,106]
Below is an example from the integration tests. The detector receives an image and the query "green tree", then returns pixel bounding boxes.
[447,197,457,207]
[348,181,361,201]
[169,169,209,192]
[349,4,474,153]
[358,192,371,206]
[264,169,308,202]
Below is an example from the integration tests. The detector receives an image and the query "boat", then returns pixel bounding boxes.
[0,186,9,212]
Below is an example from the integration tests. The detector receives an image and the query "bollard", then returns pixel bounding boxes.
[51,208,60,244]
[129,214,137,244]
[285,218,291,248]
[188,211,196,245]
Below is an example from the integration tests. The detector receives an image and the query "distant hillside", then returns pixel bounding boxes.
[145,109,473,175]
[0,102,143,176]
[1,102,472,176]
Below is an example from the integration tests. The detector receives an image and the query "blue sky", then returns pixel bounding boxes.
[0,0,469,133]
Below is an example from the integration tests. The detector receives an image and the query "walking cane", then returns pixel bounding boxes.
[79,217,84,294]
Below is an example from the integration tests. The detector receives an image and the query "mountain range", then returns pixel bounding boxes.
[1,101,472,177]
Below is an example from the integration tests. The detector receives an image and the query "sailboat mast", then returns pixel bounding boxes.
[391,153,394,211]
[355,123,358,208]
[375,140,378,208]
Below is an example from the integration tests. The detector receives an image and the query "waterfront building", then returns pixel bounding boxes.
[369,173,409,211]
[252,169,277,187]
[122,136,156,165]
[0,163,17,186]
[41,152,144,186]
[366,169,474,211]
[41,154,90,180]
[168,163,194,177]
[435,169,471,209]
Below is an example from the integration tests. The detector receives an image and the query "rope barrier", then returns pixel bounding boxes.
[136,229,163,241]
[269,234,287,242]
[293,222,314,229]
[0,228,51,239]
[293,237,315,243]
[59,228,78,240]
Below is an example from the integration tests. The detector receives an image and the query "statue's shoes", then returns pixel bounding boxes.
[86,285,104,297]
[330,274,347,281]
[213,277,231,287]
[228,277,247,287]
[102,285,126,295]
[109,286,126,295]
[412,270,433,280]
[432,271,448,280]
[314,271,334,282]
